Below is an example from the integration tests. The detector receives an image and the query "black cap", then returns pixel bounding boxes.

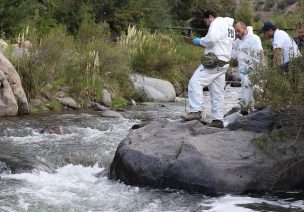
[260,21,277,33]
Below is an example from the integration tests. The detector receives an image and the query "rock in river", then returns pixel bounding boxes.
[109,117,304,195]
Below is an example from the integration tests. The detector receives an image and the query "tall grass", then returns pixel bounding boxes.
[6,26,74,98]
[121,25,202,95]
[6,22,203,104]
[253,58,304,106]
[6,20,131,102]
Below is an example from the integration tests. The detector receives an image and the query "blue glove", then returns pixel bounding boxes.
[192,38,201,46]
[240,70,249,75]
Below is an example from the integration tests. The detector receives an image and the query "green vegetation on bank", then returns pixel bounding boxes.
[0,0,303,114]
[4,20,201,103]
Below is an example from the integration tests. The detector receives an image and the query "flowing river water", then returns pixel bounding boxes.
[0,86,303,212]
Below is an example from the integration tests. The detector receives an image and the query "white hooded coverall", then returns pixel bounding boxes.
[188,17,235,120]
[231,27,263,111]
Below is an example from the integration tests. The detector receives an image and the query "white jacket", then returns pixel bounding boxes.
[199,17,235,62]
[232,26,263,71]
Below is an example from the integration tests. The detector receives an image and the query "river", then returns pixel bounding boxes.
[0,86,303,212]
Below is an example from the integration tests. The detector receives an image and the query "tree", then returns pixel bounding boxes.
[92,0,172,34]
[186,0,236,32]
[50,0,88,35]
[300,0,304,25]
[0,0,41,38]
[234,0,254,26]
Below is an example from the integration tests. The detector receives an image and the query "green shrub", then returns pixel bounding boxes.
[264,0,275,10]
[76,17,110,45]
[112,97,128,108]
[60,48,104,101]
[61,20,131,101]
[42,99,63,111]
[277,0,298,10]
[173,35,202,92]
[7,22,131,102]
[234,0,254,25]
[131,33,177,78]
[6,26,74,98]
[252,58,304,109]
[251,57,304,141]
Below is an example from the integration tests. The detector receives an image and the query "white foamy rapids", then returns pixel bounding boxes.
[1,164,106,211]
[199,194,304,212]
[2,165,303,212]
[0,164,192,211]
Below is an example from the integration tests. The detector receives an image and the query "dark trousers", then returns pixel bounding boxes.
[282,62,289,73]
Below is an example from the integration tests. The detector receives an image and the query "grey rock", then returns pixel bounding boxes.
[56,91,65,98]
[0,154,37,174]
[0,39,8,51]
[131,122,150,130]
[40,126,64,135]
[228,107,275,132]
[91,102,109,111]
[0,52,29,115]
[100,110,122,118]
[128,99,137,106]
[0,70,18,116]
[130,74,176,102]
[101,89,112,107]
[56,97,78,109]
[40,91,51,100]
[109,119,304,195]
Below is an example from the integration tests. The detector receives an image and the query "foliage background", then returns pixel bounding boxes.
[0,0,303,107]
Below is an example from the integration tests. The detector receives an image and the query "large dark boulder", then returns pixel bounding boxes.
[228,107,275,132]
[109,119,304,195]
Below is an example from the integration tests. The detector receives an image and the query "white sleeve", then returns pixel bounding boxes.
[231,39,240,59]
[249,36,264,68]
[200,21,221,48]
[252,36,263,52]
[273,32,284,49]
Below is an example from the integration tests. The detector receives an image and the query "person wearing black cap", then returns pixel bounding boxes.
[261,21,301,70]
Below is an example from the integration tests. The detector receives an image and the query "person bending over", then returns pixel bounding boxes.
[261,21,301,71]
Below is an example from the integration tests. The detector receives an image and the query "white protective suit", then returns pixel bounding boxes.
[231,27,263,111]
[188,17,235,120]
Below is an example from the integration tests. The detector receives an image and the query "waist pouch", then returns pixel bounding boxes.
[201,52,229,68]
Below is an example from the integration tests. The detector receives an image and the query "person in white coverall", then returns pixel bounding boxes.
[231,22,264,114]
[181,10,235,128]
